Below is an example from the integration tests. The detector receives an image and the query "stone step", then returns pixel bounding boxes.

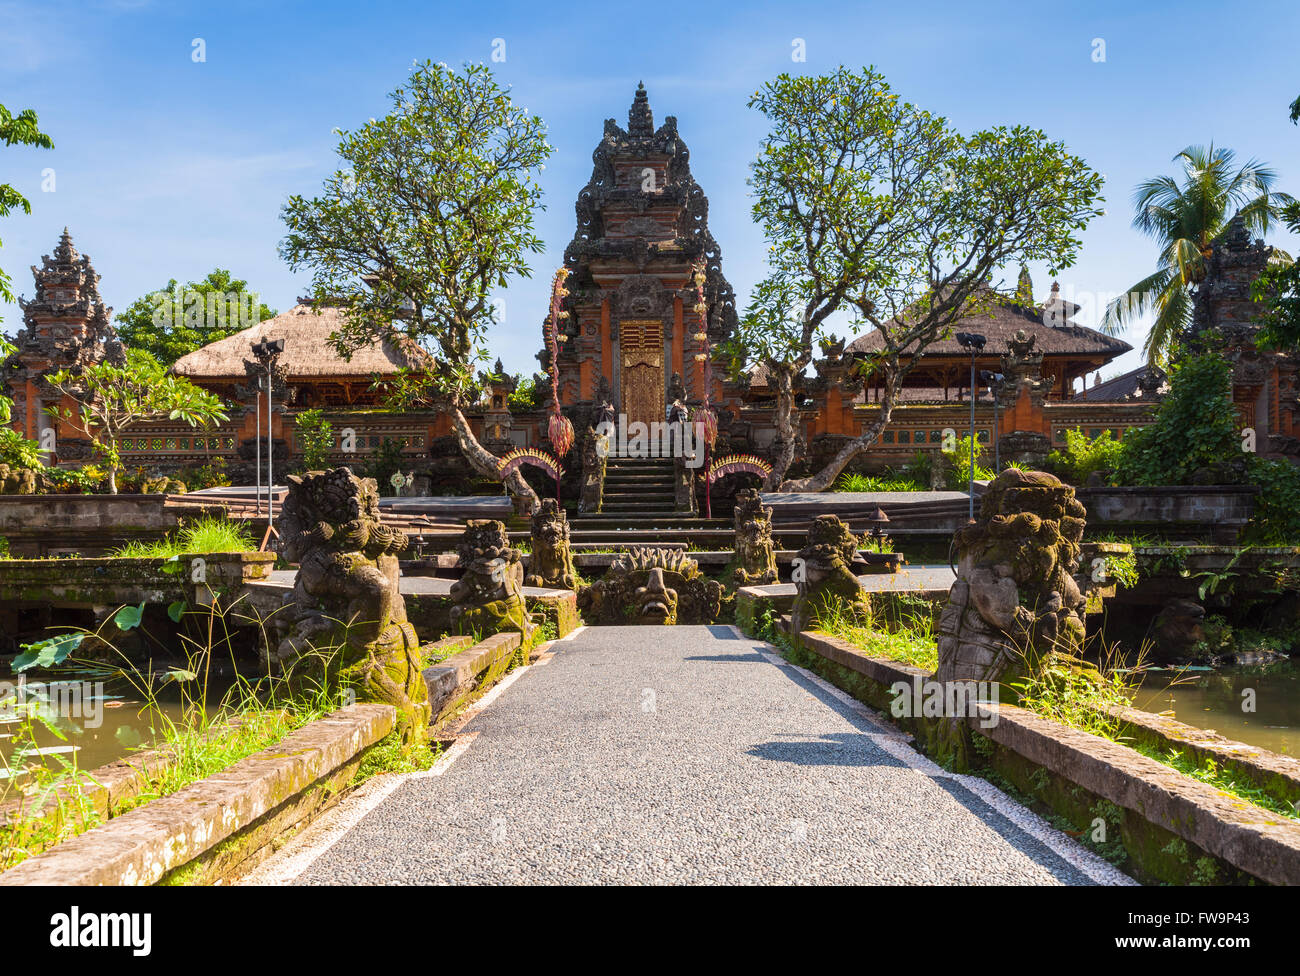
[599,491,677,502]
[605,460,677,470]
[571,517,731,528]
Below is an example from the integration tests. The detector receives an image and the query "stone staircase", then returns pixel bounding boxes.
[562,455,731,544]
[597,455,678,515]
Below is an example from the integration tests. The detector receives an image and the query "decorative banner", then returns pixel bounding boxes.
[707,453,773,484]
[499,447,564,482]
[548,412,575,459]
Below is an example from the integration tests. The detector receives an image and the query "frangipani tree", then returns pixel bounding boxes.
[731,67,1104,492]
[48,350,229,493]
[280,61,550,512]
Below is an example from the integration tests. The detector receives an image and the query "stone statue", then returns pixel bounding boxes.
[935,468,1088,689]
[727,488,777,586]
[0,464,37,495]
[449,519,536,643]
[578,547,722,625]
[525,498,579,590]
[271,467,429,746]
[790,515,870,634]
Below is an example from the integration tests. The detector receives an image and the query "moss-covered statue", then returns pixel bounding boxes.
[271,467,430,746]
[579,547,723,625]
[449,519,536,643]
[726,488,778,587]
[524,498,578,590]
[0,464,37,495]
[935,468,1087,687]
[790,515,870,634]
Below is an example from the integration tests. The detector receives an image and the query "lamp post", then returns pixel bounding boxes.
[955,332,986,520]
[980,369,1005,473]
[250,337,285,545]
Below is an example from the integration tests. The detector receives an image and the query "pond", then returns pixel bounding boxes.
[0,666,232,796]
[1128,664,1300,756]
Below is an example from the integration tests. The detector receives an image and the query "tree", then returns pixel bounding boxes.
[280,61,550,511]
[114,268,276,366]
[0,105,54,468]
[294,408,334,470]
[1253,202,1300,352]
[1100,144,1293,366]
[1114,352,1242,487]
[0,104,54,313]
[732,67,1104,492]
[47,349,228,493]
[1290,94,1299,125]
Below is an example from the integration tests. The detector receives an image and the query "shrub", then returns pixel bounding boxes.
[833,470,925,492]
[1243,455,1300,544]
[945,434,994,490]
[110,515,254,557]
[294,409,335,471]
[0,429,44,470]
[1114,353,1242,487]
[1047,428,1124,484]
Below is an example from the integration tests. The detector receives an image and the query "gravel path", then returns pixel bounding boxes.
[286,626,1130,885]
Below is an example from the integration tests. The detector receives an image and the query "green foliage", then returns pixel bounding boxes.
[945,434,994,489]
[359,437,408,496]
[1244,455,1300,543]
[40,465,108,494]
[1047,428,1124,485]
[109,515,254,558]
[1010,653,1136,741]
[0,426,44,470]
[508,375,542,412]
[1253,202,1300,353]
[114,269,276,366]
[739,66,1103,491]
[832,470,925,492]
[816,602,939,671]
[1105,551,1140,590]
[294,409,335,470]
[0,104,54,311]
[12,632,85,672]
[280,60,550,407]
[357,731,440,779]
[1101,144,1294,366]
[46,349,229,493]
[1114,353,1243,486]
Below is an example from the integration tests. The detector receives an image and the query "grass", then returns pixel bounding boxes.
[110,515,255,558]
[779,596,1300,822]
[814,602,938,671]
[833,471,926,493]
[0,598,349,871]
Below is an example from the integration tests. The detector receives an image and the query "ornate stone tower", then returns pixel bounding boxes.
[549,83,737,427]
[1,229,121,457]
[1188,215,1300,460]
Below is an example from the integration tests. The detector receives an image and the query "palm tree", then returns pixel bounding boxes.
[1101,144,1293,366]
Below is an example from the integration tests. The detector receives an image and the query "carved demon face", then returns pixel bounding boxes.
[632,567,678,625]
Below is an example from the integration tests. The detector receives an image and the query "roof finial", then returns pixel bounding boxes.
[55,227,78,263]
[629,81,653,137]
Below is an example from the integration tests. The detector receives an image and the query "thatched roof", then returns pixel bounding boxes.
[172,304,431,379]
[846,283,1130,360]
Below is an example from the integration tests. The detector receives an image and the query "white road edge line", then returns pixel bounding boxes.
[733,624,1135,887]
[239,628,583,886]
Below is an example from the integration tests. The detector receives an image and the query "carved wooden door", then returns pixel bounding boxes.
[620,320,664,428]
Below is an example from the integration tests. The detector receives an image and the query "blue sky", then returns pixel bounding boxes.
[2,0,1298,384]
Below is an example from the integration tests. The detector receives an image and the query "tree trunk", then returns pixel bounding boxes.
[777,378,898,493]
[763,374,798,491]
[107,466,118,494]
[448,405,539,515]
